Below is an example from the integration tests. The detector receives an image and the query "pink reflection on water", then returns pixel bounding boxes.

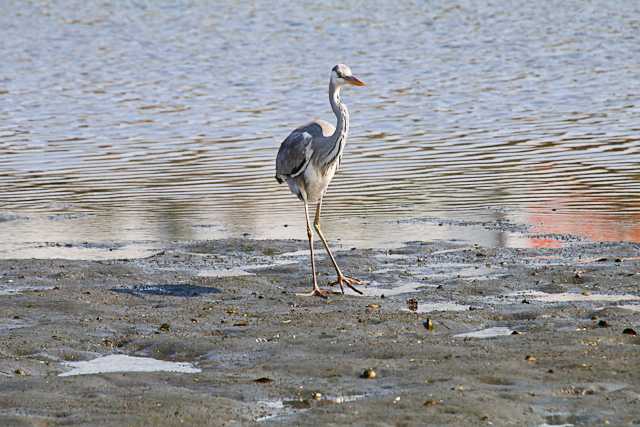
[525,200,640,249]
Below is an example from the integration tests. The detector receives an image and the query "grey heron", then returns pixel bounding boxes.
[275,64,366,297]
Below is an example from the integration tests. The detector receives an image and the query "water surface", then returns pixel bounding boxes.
[2,0,640,251]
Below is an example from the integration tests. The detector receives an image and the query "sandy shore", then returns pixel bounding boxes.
[1,235,639,426]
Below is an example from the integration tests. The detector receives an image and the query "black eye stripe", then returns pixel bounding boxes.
[332,66,346,78]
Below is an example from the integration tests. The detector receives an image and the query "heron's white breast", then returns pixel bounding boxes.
[302,161,338,203]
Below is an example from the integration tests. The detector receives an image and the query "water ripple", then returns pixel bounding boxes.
[1,0,640,246]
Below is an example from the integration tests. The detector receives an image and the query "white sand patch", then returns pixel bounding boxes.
[346,281,436,297]
[522,291,640,303]
[198,267,255,278]
[455,327,515,339]
[0,285,55,295]
[59,354,201,377]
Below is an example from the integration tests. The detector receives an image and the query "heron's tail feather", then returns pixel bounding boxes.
[275,175,284,184]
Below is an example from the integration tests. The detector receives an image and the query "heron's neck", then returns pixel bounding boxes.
[321,82,349,168]
[329,82,349,142]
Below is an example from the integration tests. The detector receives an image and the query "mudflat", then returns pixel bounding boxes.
[1,236,639,426]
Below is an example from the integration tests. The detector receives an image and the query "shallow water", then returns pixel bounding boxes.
[2,1,640,251]
[255,394,366,423]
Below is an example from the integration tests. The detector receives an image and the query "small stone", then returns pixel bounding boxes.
[597,320,609,328]
[423,399,442,406]
[14,368,27,376]
[511,330,521,335]
[190,318,198,324]
[254,377,273,384]
[159,323,170,332]
[361,368,377,379]
[622,328,637,336]
[521,299,530,304]
[525,355,537,363]
[312,392,322,400]
[367,303,381,310]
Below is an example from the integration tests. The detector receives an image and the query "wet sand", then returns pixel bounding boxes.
[1,233,639,426]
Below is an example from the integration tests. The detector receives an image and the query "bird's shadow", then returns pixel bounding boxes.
[111,284,221,298]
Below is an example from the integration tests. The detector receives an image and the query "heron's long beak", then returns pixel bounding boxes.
[345,75,366,86]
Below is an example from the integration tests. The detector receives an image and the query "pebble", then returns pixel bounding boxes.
[361,368,377,379]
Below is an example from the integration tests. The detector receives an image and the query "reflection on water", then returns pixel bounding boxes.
[1,0,640,251]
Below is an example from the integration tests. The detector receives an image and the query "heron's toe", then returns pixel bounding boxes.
[329,275,366,295]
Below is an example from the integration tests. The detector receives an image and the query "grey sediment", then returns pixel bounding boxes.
[1,237,639,426]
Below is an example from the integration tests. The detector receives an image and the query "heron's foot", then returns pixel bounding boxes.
[329,275,366,295]
[296,287,331,298]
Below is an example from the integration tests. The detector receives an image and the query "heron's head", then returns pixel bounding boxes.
[331,64,365,88]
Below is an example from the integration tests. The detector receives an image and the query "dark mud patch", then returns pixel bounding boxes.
[112,284,221,298]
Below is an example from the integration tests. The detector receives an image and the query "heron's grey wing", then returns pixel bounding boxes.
[275,130,314,183]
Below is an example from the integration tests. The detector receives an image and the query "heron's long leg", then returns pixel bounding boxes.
[296,202,328,298]
[313,199,364,295]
